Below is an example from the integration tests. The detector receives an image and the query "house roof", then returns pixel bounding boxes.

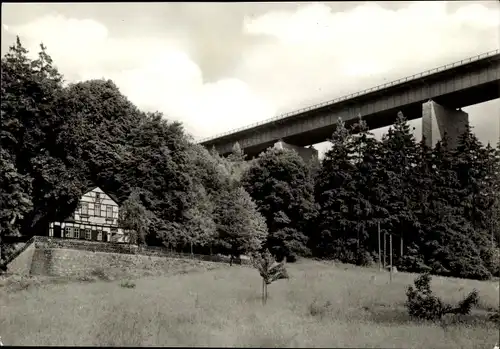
[82,184,123,205]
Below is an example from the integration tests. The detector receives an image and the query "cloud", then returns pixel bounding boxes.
[4,13,276,138]
[3,2,499,152]
[240,2,499,112]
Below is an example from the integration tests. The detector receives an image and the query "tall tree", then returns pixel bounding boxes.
[118,188,154,246]
[215,186,268,264]
[350,117,389,264]
[1,38,84,237]
[181,184,217,255]
[0,149,33,263]
[186,143,266,258]
[379,112,420,264]
[313,118,357,259]
[454,124,491,230]
[223,142,250,184]
[242,147,316,261]
[491,141,500,245]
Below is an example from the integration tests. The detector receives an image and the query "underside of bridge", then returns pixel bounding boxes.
[232,99,470,163]
[202,52,499,161]
[273,140,319,163]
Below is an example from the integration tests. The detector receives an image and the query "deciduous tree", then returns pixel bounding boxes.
[118,189,154,246]
[242,147,316,261]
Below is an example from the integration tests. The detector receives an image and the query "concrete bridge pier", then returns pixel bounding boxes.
[422,100,469,149]
[273,140,319,163]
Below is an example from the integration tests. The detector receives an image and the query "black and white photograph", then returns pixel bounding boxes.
[1,1,499,347]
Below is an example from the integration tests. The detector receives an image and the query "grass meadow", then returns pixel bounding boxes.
[0,259,498,348]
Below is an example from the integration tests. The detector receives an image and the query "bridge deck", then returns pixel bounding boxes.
[200,50,500,156]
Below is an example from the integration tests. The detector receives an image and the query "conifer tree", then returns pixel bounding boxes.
[313,118,357,259]
[454,124,489,230]
[380,112,420,264]
[350,117,387,264]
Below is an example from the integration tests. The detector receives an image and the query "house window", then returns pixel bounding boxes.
[85,228,91,240]
[81,202,89,215]
[106,205,113,219]
[95,192,100,201]
[95,204,101,217]
[97,231,102,241]
[64,226,73,238]
[74,227,80,239]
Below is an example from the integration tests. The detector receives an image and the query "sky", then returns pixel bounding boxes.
[2,1,500,156]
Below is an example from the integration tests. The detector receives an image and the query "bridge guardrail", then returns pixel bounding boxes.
[198,49,499,144]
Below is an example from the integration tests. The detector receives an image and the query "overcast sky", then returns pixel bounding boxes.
[2,2,499,155]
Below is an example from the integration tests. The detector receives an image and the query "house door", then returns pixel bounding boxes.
[102,232,108,242]
[53,225,62,238]
[91,230,98,241]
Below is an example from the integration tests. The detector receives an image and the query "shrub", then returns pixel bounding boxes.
[397,244,432,273]
[424,222,493,280]
[405,273,479,321]
[90,268,110,281]
[120,280,136,289]
[308,299,332,318]
[356,249,375,267]
[481,247,500,277]
[489,310,500,324]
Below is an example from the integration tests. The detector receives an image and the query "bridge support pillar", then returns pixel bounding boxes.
[273,140,319,163]
[422,100,468,149]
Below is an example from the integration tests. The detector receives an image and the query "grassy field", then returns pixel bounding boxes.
[0,259,498,348]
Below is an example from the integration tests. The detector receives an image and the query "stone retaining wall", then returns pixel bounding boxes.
[29,247,220,278]
[5,237,251,277]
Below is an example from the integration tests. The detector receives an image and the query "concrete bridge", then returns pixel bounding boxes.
[199,50,500,159]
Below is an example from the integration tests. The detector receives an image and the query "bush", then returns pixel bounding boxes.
[423,223,493,280]
[308,299,332,318]
[405,273,479,321]
[90,268,110,281]
[489,310,500,324]
[356,249,375,267]
[481,247,500,277]
[397,244,432,273]
[120,280,136,288]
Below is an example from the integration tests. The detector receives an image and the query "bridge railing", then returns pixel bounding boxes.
[198,49,499,144]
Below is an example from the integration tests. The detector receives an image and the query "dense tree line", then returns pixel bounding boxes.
[309,114,499,280]
[1,39,498,280]
[0,38,267,264]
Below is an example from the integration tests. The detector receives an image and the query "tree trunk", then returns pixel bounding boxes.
[356,226,360,261]
[383,233,387,268]
[264,283,268,304]
[400,235,404,258]
[190,241,193,259]
[262,278,265,305]
[357,225,360,250]
[389,234,393,284]
[378,222,381,271]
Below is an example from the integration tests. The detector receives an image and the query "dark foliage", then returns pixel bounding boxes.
[405,273,479,321]
[1,37,497,281]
